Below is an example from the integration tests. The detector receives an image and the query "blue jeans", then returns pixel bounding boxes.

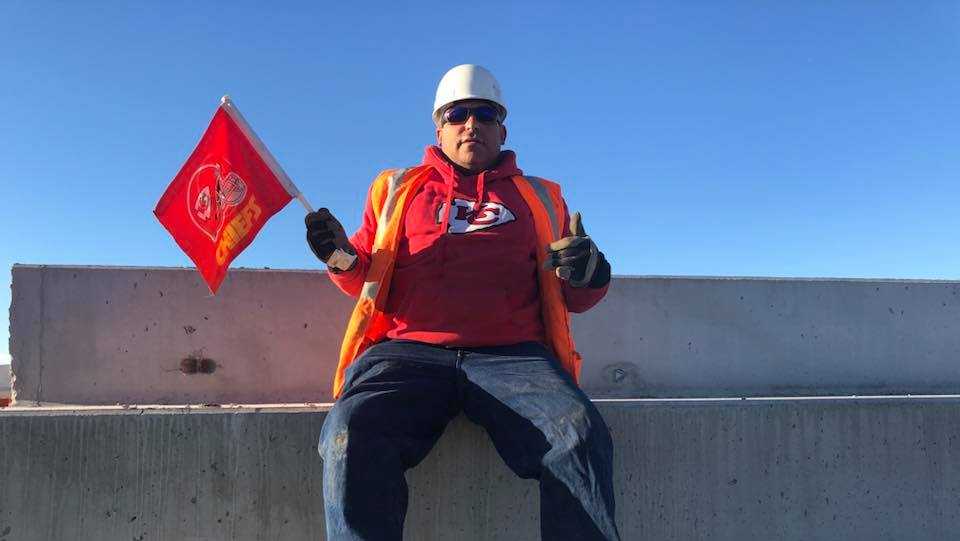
[319,340,621,540]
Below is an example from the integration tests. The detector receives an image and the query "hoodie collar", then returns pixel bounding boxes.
[423,146,523,235]
[422,145,522,186]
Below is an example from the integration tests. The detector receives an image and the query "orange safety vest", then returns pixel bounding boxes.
[332,166,582,398]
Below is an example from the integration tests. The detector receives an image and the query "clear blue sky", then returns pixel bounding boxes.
[1,2,959,364]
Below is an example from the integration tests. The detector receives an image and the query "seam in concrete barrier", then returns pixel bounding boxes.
[35,266,46,405]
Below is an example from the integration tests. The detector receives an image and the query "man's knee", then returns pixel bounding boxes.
[547,401,613,461]
[318,402,354,461]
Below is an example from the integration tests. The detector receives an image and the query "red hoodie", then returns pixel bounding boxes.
[328,146,608,347]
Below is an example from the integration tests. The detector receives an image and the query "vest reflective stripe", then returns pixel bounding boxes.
[524,176,561,239]
[332,169,580,398]
[358,168,410,302]
[374,167,411,246]
[333,166,431,396]
[360,280,379,301]
[513,175,581,382]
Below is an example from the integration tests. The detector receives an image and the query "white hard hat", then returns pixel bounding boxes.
[432,64,507,125]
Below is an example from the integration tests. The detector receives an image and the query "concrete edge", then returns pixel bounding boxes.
[10,263,328,275]
[12,263,960,284]
[7,394,960,416]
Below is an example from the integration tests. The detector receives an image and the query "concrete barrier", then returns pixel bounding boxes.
[2,398,959,540]
[9,265,352,406]
[10,265,960,405]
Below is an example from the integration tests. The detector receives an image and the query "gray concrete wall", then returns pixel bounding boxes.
[10,265,960,405]
[2,399,959,540]
[9,265,353,406]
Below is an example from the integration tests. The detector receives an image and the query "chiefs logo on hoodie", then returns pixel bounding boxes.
[436,198,516,234]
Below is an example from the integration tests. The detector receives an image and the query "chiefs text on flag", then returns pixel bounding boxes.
[154,97,297,293]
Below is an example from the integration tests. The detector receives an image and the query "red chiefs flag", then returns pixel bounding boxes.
[155,96,297,294]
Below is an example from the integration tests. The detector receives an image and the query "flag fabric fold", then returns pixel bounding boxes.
[154,97,296,294]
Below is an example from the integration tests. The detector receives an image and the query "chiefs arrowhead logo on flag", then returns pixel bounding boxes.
[154,97,297,294]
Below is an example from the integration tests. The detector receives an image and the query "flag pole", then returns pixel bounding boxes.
[219,95,355,269]
[219,95,313,210]
[295,193,315,213]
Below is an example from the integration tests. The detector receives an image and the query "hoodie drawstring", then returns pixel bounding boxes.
[475,172,486,214]
[439,176,455,235]
[437,174,456,276]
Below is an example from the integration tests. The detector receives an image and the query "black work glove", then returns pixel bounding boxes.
[544,212,611,288]
[305,208,357,272]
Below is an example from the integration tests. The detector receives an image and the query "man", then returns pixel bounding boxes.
[306,64,620,541]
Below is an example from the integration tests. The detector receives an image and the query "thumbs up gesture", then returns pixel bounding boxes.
[545,212,608,288]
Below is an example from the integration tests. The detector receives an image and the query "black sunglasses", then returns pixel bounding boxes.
[442,104,500,125]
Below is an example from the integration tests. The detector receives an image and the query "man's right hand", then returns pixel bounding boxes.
[305,209,357,271]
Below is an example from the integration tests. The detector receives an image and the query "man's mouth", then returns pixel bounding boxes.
[460,139,484,147]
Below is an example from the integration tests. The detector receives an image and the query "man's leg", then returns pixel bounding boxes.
[319,340,460,541]
[460,343,621,541]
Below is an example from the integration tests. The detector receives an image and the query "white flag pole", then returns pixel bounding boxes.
[294,192,315,214]
[219,95,311,208]
[219,95,356,270]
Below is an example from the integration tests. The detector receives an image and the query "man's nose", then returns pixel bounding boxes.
[463,114,479,129]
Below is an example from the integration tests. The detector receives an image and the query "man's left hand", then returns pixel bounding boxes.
[545,212,611,288]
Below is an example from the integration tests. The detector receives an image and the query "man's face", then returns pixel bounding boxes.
[436,99,507,173]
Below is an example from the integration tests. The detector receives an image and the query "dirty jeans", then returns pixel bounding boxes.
[318,339,621,540]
